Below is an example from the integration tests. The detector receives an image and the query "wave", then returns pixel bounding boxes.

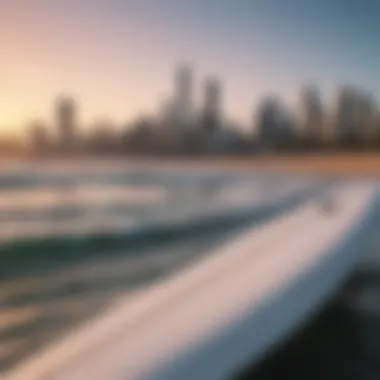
[0,185,321,280]
[0,164,314,192]
[0,168,243,192]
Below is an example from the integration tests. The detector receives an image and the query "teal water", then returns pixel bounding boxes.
[0,163,321,373]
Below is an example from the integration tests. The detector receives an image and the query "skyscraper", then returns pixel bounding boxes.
[175,65,192,105]
[355,91,376,145]
[172,64,194,128]
[300,85,324,141]
[55,96,78,152]
[29,120,50,155]
[335,87,359,144]
[256,97,286,150]
[201,77,222,134]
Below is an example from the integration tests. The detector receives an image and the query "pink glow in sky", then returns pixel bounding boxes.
[1,1,379,136]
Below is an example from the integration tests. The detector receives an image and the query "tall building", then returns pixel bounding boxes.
[201,77,222,134]
[158,97,173,127]
[256,97,286,150]
[335,87,359,144]
[355,92,376,144]
[171,64,194,128]
[175,65,192,106]
[55,96,78,152]
[29,121,50,154]
[300,85,324,141]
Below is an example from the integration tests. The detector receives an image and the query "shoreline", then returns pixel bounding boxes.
[22,153,380,176]
[0,153,379,180]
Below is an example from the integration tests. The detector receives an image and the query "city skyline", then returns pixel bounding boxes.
[3,62,380,143]
[1,1,380,136]
[25,65,380,157]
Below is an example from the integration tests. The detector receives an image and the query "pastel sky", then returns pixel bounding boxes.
[1,0,380,136]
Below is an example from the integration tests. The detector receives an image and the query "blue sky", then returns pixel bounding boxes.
[1,0,380,134]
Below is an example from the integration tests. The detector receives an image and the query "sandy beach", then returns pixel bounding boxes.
[19,152,380,178]
[163,153,380,176]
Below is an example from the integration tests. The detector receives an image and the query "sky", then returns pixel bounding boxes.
[1,0,380,137]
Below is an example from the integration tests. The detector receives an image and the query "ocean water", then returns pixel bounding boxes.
[0,164,299,243]
[0,162,320,374]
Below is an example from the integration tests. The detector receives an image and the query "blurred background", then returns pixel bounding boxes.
[0,1,379,159]
[1,1,380,379]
